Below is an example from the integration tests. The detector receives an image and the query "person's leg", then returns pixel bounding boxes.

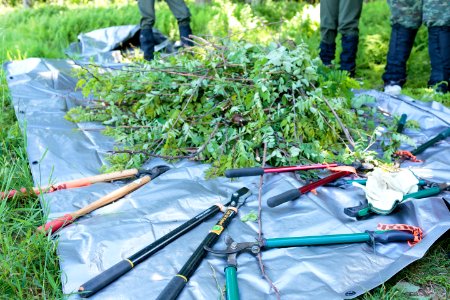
[165,0,193,46]
[337,0,363,76]
[138,0,156,60]
[382,0,422,93]
[319,0,339,66]
[424,0,450,93]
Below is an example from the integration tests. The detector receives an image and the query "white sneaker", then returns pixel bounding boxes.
[384,84,402,95]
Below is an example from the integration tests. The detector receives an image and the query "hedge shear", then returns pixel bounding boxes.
[205,224,423,300]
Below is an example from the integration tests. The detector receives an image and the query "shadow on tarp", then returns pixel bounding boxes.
[65,25,175,63]
[2,25,450,300]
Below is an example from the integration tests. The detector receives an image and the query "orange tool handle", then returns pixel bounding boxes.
[1,169,139,200]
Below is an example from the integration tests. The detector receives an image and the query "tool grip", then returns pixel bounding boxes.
[225,266,239,300]
[373,230,415,243]
[267,189,302,208]
[155,276,187,300]
[225,167,264,178]
[343,203,369,218]
[403,186,441,200]
[37,214,74,233]
[396,114,407,133]
[411,127,450,155]
[78,260,133,298]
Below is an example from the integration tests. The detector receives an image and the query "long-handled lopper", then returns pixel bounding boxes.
[267,170,354,207]
[37,166,170,234]
[225,163,340,178]
[205,224,423,300]
[344,182,450,218]
[1,167,161,200]
[155,187,252,300]
[78,187,251,298]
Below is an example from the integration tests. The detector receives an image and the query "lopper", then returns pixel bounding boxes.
[78,187,251,298]
[1,166,167,199]
[38,165,170,234]
[205,224,423,300]
[155,187,252,300]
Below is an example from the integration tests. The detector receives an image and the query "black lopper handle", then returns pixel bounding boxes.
[225,167,264,178]
[155,276,187,300]
[79,260,133,298]
[267,189,302,208]
[372,230,415,243]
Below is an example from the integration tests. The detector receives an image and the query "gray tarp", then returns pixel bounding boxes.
[3,26,450,300]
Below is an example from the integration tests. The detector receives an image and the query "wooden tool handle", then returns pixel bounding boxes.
[77,168,139,184]
[37,169,139,193]
[75,175,151,217]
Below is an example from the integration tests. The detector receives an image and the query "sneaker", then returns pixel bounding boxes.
[384,84,402,95]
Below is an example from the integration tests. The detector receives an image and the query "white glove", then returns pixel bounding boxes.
[354,168,419,213]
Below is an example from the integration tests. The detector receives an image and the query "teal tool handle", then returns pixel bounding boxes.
[225,266,239,300]
[396,114,407,133]
[403,186,441,200]
[411,127,450,155]
[264,231,414,248]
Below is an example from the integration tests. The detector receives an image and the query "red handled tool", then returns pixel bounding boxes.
[37,166,169,234]
[267,170,353,207]
[2,168,144,200]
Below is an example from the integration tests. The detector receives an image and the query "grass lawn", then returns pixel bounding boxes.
[0,0,448,298]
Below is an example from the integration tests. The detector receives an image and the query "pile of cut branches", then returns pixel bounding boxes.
[67,38,410,175]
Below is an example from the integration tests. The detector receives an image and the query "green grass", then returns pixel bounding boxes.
[0,0,448,298]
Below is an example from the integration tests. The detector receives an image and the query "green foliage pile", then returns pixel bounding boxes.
[68,39,410,174]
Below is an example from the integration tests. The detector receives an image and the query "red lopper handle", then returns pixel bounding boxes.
[37,214,75,234]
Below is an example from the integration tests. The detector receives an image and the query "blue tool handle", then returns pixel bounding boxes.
[267,189,302,208]
[372,230,415,243]
[155,276,187,300]
[78,260,132,298]
[225,266,240,300]
[225,167,264,178]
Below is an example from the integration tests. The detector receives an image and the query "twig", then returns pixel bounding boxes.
[208,263,225,300]
[109,122,220,160]
[256,143,281,299]
[321,97,356,150]
[78,125,153,131]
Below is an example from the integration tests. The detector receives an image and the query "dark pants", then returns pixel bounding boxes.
[320,0,363,44]
[138,0,191,30]
[319,0,363,74]
[383,0,450,90]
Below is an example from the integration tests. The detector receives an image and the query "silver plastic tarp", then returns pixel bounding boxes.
[3,26,450,300]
